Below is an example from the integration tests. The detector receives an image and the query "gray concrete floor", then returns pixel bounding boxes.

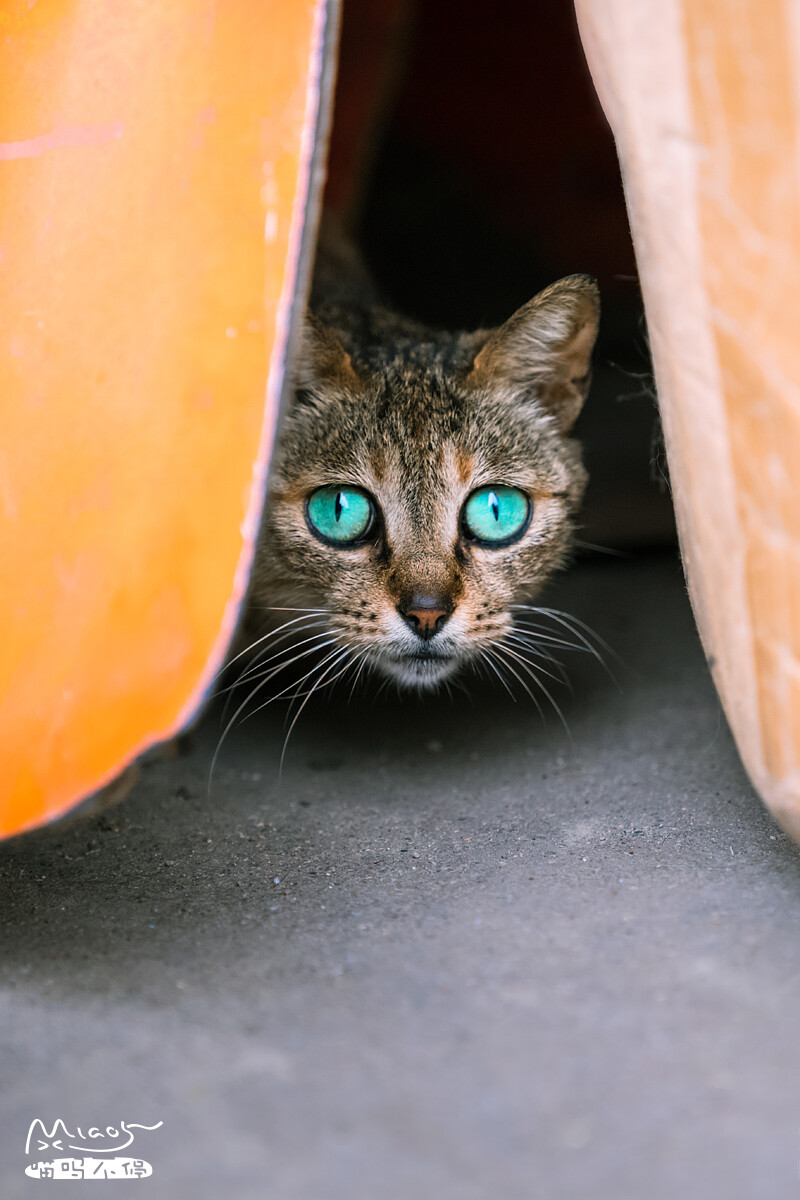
[3,553,800,1199]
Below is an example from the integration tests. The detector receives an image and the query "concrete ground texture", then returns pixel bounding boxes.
[2,552,800,1199]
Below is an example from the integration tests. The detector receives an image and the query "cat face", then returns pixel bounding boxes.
[251,276,599,691]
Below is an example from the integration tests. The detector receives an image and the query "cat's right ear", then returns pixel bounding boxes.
[294,314,362,396]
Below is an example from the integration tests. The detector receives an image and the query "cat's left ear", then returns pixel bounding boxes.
[466,275,600,433]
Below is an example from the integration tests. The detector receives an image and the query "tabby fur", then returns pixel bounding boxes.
[247,232,599,691]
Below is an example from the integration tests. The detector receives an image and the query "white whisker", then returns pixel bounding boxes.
[347,648,372,701]
[487,644,545,720]
[208,636,342,790]
[509,619,590,654]
[479,648,517,701]
[219,612,328,680]
[229,627,333,693]
[281,644,350,716]
[259,606,328,613]
[504,632,572,688]
[512,604,618,675]
[218,629,335,726]
[279,648,354,774]
[492,641,572,739]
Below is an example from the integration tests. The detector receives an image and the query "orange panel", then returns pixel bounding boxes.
[0,0,334,837]
[682,0,800,793]
[575,0,800,836]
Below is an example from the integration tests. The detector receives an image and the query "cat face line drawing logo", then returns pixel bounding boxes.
[25,1118,163,1157]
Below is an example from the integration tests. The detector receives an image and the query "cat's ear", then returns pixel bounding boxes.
[466,275,600,433]
[294,314,362,395]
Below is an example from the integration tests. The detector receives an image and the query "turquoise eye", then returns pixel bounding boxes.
[306,487,375,544]
[463,486,530,545]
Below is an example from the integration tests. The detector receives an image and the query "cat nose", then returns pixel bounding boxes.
[399,594,452,641]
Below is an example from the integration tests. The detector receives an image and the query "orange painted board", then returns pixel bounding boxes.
[0,0,337,838]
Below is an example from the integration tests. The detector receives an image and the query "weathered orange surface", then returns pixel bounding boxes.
[576,0,800,837]
[0,0,329,837]
[682,0,800,789]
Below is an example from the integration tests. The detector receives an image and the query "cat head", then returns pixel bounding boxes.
[252,276,599,691]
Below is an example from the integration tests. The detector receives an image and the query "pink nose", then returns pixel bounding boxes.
[407,607,447,634]
[399,596,451,641]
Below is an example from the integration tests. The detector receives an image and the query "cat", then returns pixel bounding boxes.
[245,228,599,698]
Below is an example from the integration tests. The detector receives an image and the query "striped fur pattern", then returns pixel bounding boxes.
[247,238,599,693]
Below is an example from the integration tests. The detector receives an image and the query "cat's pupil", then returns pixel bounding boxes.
[335,492,344,522]
[489,492,499,522]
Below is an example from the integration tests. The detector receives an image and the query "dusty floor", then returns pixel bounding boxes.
[2,553,800,1199]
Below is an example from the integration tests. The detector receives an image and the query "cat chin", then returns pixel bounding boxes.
[379,653,460,692]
